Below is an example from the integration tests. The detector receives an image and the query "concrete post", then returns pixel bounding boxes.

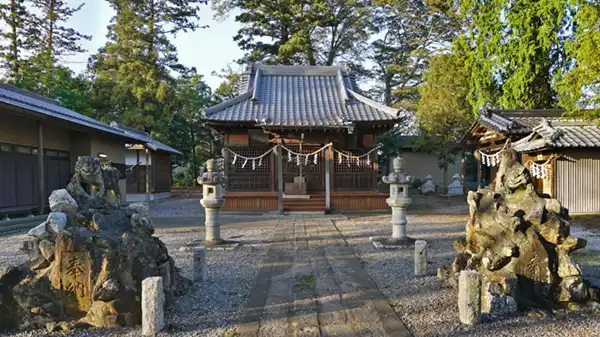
[192,246,208,283]
[414,240,427,276]
[458,270,481,325]
[142,276,164,336]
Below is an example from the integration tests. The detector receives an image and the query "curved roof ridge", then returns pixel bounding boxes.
[346,89,400,117]
[205,89,253,115]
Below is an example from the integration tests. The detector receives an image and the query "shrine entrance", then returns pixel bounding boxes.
[282,146,325,192]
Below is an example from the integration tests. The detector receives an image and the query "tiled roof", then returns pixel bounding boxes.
[513,119,600,152]
[110,123,182,155]
[204,64,401,128]
[475,108,566,135]
[0,82,147,142]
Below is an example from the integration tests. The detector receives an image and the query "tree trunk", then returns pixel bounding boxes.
[9,0,19,81]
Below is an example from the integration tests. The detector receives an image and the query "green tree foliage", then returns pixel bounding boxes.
[161,70,219,174]
[416,52,474,169]
[26,0,91,94]
[0,0,36,82]
[91,0,207,132]
[212,0,373,65]
[557,1,600,118]
[17,60,93,115]
[457,0,569,110]
[368,0,458,109]
[211,63,243,102]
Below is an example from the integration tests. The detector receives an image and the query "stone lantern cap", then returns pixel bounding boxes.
[197,159,224,185]
[382,157,413,185]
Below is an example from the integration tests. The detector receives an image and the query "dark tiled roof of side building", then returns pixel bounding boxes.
[0,82,181,155]
[203,64,402,128]
[474,108,566,135]
[109,122,182,155]
[0,82,146,142]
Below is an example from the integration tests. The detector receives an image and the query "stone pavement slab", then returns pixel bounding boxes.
[238,216,411,337]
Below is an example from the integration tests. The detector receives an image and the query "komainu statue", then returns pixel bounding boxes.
[67,157,121,207]
[441,148,598,317]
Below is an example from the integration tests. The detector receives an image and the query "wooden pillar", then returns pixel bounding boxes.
[551,154,558,198]
[222,148,228,191]
[37,121,45,214]
[476,148,482,189]
[372,150,379,191]
[277,146,284,214]
[460,149,466,183]
[145,146,150,203]
[325,146,331,212]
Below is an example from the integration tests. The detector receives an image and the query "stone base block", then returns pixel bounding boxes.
[370,236,416,249]
[182,239,240,252]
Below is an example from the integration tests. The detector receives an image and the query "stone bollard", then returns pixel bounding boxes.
[192,246,208,283]
[458,270,481,325]
[414,240,427,276]
[142,277,164,336]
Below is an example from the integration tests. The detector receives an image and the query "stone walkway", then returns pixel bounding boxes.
[238,216,411,337]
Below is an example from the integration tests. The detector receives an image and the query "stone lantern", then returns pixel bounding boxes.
[380,156,414,245]
[197,159,226,243]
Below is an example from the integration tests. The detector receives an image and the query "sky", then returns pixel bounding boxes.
[62,1,245,90]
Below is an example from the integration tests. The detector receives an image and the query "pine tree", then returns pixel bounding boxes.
[0,0,37,82]
[22,0,91,94]
[367,0,458,109]
[91,0,207,133]
[213,0,373,65]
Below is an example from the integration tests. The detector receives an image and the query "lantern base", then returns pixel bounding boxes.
[183,239,241,251]
[370,236,416,249]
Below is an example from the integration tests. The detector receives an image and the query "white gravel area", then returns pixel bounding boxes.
[149,197,204,217]
[0,224,274,337]
[334,214,600,337]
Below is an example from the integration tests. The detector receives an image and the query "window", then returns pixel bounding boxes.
[0,143,12,152]
[15,146,33,154]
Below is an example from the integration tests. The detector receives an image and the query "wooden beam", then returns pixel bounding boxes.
[37,121,45,214]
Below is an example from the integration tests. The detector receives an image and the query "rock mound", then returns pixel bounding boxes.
[440,149,598,317]
[0,159,190,332]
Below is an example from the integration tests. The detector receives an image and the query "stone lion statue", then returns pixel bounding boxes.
[67,156,121,206]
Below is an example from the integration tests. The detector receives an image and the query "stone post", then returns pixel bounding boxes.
[458,270,481,325]
[198,159,226,244]
[142,276,164,336]
[192,246,208,283]
[382,157,413,244]
[414,240,427,276]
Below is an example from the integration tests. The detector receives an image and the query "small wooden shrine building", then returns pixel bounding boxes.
[203,63,402,212]
[461,107,600,214]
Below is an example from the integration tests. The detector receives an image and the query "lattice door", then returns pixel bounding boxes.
[333,149,375,191]
[282,146,324,191]
[227,147,272,191]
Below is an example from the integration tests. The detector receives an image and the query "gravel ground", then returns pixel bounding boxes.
[334,214,600,337]
[149,197,205,218]
[0,223,275,337]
